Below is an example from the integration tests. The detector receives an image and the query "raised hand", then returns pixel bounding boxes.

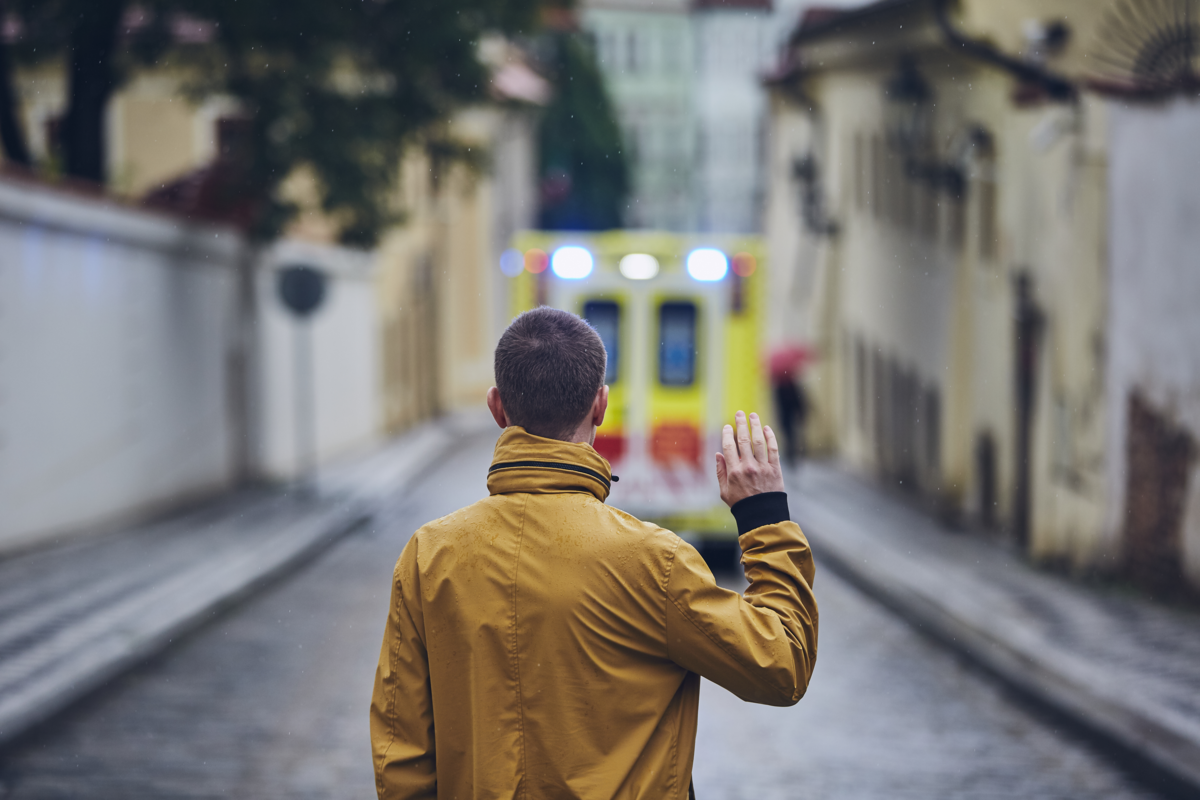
[715,411,784,508]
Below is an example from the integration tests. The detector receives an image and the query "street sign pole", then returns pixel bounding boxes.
[293,318,316,496]
[277,265,328,499]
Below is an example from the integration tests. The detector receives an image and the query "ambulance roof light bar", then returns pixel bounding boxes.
[551,246,594,279]
[686,248,728,282]
[619,253,659,280]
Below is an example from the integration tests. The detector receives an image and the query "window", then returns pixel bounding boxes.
[44,114,64,158]
[625,122,640,165]
[855,335,868,432]
[659,302,697,386]
[946,193,966,248]
[979,177,997,261]
[900,164,916,229]
[663,30,682,74]
[924,384,941,482]
[871,135,883,219]
[854,133,864,211]
[920,186,937,238]
[583,300,620,384]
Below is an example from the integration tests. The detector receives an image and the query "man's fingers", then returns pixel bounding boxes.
[749,413,768,462]
[721,424,739,466]
[715,452,727,490]
[764,424,781,468]
[735,410,751,458]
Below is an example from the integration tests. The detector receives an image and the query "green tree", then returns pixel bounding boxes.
[537,31,628,230]
[0,0,548,244]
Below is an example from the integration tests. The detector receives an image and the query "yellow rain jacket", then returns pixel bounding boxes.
[371,427,818,799]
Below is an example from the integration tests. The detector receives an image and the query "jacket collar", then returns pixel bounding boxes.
[487,427,612,502]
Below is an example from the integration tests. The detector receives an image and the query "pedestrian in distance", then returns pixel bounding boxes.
[370,307,819,799]
[768,344,814,467]
[773,374,808,466]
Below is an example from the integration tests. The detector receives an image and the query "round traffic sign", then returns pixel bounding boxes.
[278,265,327,318]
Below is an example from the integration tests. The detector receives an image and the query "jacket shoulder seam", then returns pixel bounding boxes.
[662,537,683,798]
[666,554,782,689]
[376,628,404,794]
[397,552,426,648]
[662,535,682,642]
[666,591,759,679]
[377,555,414,792]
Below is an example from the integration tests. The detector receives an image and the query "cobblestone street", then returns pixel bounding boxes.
[0,430,1164,799]
[694,573,1156,800]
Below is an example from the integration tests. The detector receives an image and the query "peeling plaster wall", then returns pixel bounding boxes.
[1107,97,1200,588]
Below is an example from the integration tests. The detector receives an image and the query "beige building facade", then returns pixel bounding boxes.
[764,0,1125,575]
[374,103,540,431]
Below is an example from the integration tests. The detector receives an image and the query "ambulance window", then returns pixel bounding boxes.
[583,300,620,384]
[659,302,696,387]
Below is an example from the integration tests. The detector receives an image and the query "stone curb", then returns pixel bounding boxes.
[0,502,368,749]
[794,496,1200,797]
[0,416,464,749]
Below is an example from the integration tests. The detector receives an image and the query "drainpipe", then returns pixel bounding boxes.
[932,0,1076,102]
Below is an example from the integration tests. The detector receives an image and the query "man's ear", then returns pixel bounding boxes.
[591,385,609,429]
[486,387,509,429]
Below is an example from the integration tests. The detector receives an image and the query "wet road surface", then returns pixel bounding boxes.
[0,429,1161,799]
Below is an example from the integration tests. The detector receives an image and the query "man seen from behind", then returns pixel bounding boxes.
[371,307,819,799]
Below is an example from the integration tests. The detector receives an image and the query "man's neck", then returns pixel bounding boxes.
[565,423,596,446]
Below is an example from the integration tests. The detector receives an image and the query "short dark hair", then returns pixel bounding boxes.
[495,307,607,440]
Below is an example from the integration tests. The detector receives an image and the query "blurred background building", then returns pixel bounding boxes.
[764,0,1200,596]
[0,20,546,552]
[690,0,775,232]
[583,0,695,229]
[2,0,1199,599]
[2,3,1200,791]
[582,0,859,232]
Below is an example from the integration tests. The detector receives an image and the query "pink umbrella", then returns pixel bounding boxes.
[768,344,817,382]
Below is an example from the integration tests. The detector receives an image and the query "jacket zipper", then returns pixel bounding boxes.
[488,459,612,490]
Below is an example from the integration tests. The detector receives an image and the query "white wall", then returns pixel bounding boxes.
[254,239,382,481]
[0,177,390,549]
[1107,97,1200,584]
[0,179,242,552]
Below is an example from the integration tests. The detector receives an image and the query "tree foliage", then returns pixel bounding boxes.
[536,31,628,231]
[1,0,548,244]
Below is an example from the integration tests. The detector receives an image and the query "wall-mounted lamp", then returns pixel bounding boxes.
[882,57,986,198]
[792,154,838,237]
[883,56,932,156]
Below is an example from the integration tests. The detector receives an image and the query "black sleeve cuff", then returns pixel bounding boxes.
[730,492,791,536]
